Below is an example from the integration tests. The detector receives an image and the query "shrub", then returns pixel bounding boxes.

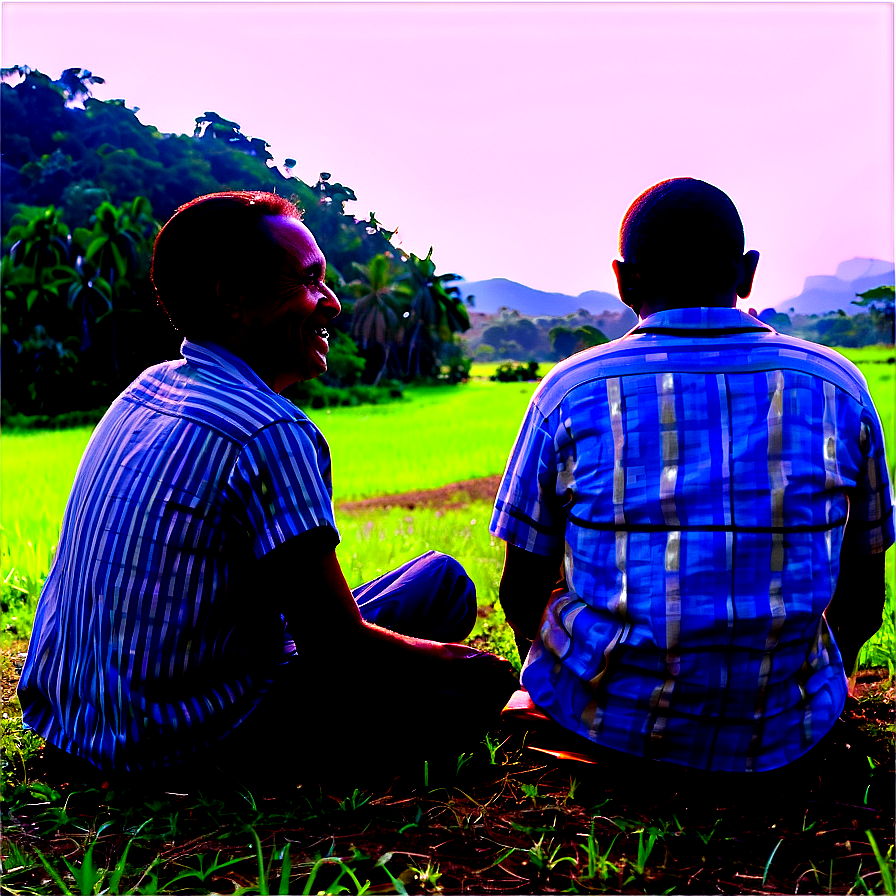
[284,377,403,409]
[490,361,540,382]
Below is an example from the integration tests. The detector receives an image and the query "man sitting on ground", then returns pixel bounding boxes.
[491,178,893,775]
[19,191,516,787]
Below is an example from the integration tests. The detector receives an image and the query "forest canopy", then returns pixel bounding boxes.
[1,66,471,421]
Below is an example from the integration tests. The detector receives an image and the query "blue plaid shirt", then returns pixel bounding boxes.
[19,340,339,773]
[491,308,894,772]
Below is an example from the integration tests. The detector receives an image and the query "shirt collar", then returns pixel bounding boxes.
[633,306,774,334]
[181,338,276,393]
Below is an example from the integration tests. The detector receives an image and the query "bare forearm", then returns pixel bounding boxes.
[826,549,886,674]
[498,544,563,641]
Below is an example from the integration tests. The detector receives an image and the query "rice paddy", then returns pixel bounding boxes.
[1,345,893,896]
[2,345,893,654]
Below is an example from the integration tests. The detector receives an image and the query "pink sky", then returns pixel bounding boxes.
[3,2,893,307]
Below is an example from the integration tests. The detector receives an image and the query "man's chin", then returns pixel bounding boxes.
[297,358,328,383]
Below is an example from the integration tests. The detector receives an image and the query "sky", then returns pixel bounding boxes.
[2,1,893,307]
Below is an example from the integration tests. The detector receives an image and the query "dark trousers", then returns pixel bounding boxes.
[42,551,515,792]
[188,551,515,789]
[351,549,478,640]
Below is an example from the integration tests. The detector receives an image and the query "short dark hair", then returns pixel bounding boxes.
[619,178,745,300]
[151,191,301,337]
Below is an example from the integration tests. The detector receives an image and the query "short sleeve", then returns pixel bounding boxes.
[226,421,339,559]
[489,399,566,556]
[843,405,895,554]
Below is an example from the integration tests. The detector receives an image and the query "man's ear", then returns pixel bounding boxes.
[613,259,640,313]
[216,280,245,323]
[735,250,760,299]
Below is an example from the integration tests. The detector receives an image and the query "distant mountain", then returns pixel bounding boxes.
[455,258,895,320]
[774,258,894,316]
[453,277,624,316]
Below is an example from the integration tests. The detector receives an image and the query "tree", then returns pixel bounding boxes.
[402,248,470,377]
[76,198,156,372]
[349,254,406,385]
[313,172,357,209]
[65,255,113,351]
[482,308,541,357]
[854,285,895,342]
[55,68,105,108]
[550,324,608,359]
[1,66,471,420]
[6,205,71,268]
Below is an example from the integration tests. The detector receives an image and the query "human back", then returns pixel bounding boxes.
[19,190,518,786]
[492,178,893,773]
[21,340,337,772]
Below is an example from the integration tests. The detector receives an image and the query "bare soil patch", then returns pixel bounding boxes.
[3,475,894,893]
[338,475,502,513]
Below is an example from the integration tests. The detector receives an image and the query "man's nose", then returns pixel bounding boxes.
[321,282,341,317]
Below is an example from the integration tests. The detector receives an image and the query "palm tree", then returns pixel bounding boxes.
[82,199,153,373]
[403,249,470,376]
[66,257,113,351]
[55,67,105,108]
[7,206,72,270]
[348,254,408,385]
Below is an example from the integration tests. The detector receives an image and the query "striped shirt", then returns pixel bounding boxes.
[491,307,894,772]
[18,340,339,772]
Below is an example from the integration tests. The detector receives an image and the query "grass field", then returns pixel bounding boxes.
[2,347,893,649]
[2,346,894,895]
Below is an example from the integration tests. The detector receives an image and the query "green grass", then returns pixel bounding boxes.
[2,347,894,896]
[2,346,893,652]
[835,345,895,364]
[336,501,519,667]
[315,380,538,500]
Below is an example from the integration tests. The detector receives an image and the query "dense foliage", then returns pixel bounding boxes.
[466,294,894,367]
[489,360,541,382]
[1,66,471,420]
[465,307,632,363]
[757,287,894,347]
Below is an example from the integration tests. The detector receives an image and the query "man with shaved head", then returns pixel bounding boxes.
[492,178,893,778]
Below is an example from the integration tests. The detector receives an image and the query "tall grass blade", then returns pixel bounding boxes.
[762,838,784,886]
[278,844,292,896]
[34,847,73,895]
[247,825,269,896]
[866,830,895,896]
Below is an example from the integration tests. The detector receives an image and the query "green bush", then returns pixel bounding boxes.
[284,377,403,410]
[1,405,107,430]
[489,360,540,382]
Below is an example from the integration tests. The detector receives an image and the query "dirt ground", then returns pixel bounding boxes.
[337,475,503,512]
[3,479,894,894]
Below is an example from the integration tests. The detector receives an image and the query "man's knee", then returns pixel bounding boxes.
[435,551,477,613]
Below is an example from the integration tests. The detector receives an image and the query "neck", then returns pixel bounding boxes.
[637,294,737,320]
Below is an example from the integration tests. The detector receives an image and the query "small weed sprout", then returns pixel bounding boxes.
[525,834,577,878]
[162,851,248,891]
[520,782,539,803]
[482,733,504,765]
[695,818,722,844]
[455,751,474,776]
[581,819,619,881]
[564,775,579,804]
[632,826,661,876]
[409,858,444,893]
[337,788,372,812]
